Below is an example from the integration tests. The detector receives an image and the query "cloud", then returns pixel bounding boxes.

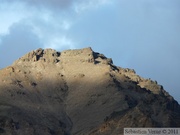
[44,36,76,50]
[1,0,112,13]
[25,12,74,50]
[30,0,102,14]
[1,0,73,11]
[0,2,27,34]
[0,22,42,67]
[26,0,72,9]
[74,0,112,13]
[0,0,111,50]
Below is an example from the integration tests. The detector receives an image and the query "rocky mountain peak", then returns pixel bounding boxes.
[0,47,179,135]
[13,47,113,66]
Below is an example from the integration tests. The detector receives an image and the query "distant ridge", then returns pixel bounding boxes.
[0,47,179,135]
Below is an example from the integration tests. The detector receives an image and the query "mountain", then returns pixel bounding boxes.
[0,47,179,135]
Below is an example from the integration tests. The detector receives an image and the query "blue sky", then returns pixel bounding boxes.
[0,0,180,103]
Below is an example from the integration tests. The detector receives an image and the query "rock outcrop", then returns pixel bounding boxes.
[13,48,61,64]
[0,47,179,135]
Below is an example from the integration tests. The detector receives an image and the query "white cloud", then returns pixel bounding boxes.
[0,0,110,36]
[22,11,74,50]
[44,36,75,50]
[0,3,26,34]
[0,1,48,35]
[74,0,112,13]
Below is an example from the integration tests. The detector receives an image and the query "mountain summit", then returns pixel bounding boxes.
[0,47,179,135]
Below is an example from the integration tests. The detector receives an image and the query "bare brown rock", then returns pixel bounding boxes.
[0,47,179,135]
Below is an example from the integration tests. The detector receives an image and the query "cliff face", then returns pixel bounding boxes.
[0,47,179,135]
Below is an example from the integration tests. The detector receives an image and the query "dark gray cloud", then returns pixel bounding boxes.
[0,22,42,68]
[1,0,73,11]
[1,0,109,13]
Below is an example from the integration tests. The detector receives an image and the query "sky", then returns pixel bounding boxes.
[0,0,180,103]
